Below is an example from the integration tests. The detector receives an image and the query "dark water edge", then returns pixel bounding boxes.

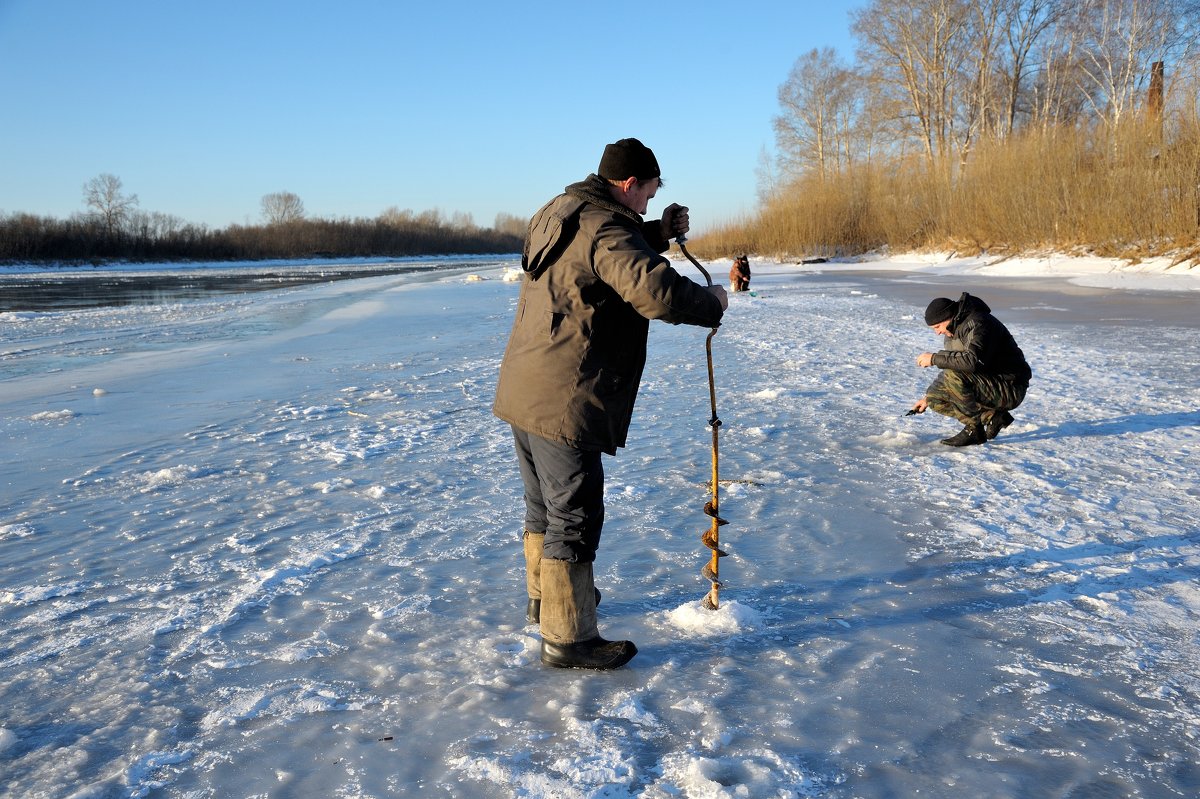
[0,259,514,312]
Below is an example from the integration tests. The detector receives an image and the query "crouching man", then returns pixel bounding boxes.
[910,293,1031,446]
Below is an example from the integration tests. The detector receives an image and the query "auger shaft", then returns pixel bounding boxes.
[676,236,727,610]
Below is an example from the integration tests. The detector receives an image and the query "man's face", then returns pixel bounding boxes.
[930,320,953,337]
[627,177,660,215]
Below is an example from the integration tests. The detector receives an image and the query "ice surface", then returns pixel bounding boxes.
[1,257,1199,797]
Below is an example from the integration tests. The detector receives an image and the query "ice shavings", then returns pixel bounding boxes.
[29,408,76,422]
[664,599,763,636]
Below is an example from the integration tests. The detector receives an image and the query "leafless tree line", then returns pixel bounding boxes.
[1,176,525,263]
[771,0,1200,185]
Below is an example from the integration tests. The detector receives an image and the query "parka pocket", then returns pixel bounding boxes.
[595,367,624,397]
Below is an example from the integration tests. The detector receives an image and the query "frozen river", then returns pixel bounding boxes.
[2,257,1198,797]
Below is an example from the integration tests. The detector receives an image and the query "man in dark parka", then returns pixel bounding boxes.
[910,292,1032,446]
[493,138,727,669]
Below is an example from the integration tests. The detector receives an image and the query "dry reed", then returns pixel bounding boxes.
[694,118,1200,265]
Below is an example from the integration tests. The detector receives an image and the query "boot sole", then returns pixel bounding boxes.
[940,435,986,446]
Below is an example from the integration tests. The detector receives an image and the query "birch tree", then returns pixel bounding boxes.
[1073,0,1199,127]
[774,48,861,178]
[852,0,975,165]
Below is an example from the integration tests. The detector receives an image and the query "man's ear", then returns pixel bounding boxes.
[618,176,638,193]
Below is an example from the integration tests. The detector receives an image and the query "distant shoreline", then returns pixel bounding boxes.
[0,258,514,312]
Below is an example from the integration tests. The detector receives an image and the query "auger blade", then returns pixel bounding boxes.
[702,501,729,525]
[701,592,718,610]
[701,563,723,584]
[700,530,727,556]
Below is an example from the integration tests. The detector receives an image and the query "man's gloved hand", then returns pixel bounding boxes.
[661,203,689,240]
[708,284,728,311]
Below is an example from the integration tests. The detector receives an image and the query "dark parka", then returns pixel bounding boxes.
[932,292,1032,383]
[493,174,724,455]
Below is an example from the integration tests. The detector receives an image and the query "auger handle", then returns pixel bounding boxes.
[675,235,713,289]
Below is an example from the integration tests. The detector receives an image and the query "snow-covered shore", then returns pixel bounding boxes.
[1,255,1198,797]
[784,249,1200,291]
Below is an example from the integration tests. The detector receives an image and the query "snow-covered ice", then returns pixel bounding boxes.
[2,255,1199,797]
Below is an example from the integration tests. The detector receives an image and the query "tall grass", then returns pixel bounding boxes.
[695,118,1200,264]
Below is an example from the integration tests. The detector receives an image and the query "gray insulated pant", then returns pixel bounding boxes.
[511,426,605,563]
[926,369,1028,424]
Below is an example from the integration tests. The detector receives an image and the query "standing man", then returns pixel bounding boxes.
[494,138,727,670]
[910,292,1031,446]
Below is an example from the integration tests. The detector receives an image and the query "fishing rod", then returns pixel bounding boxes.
[676,234,728,610]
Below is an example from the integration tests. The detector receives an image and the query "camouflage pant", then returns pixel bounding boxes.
[926,370,1028,425]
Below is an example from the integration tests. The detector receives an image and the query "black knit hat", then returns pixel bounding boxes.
[925,297,957,325]
[597,138,661,181]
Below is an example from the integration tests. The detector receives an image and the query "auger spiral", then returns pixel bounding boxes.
[676,236,728,610]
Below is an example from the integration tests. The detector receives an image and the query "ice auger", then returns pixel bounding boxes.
[676,235,729,610]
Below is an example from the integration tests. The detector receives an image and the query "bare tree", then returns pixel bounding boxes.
[416,208,444,228]
[1073,0,1198,127]
[493,212,527,238]
[755,145,784,206]
[449,210,476,231]
[995,0,1064,134]
[261,191,305,225]
[1022,0,1093,130]
[775,48,864,179]
[945,0,1007,160]
[83,173,139,240]
[379,206,415,226]
[853,0,976,165]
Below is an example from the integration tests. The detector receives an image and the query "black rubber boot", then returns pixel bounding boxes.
[539,560,635,669]
[541,636,637,670]
[941,422,986,447]
[985,410,1014,440]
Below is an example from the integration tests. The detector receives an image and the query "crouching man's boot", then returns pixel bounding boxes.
[985,410,1014,440]
[941,420,987,447]
[539,559,636,670]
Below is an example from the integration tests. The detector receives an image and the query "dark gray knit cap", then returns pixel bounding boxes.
[597,138,661,181]
[924,297,957,325]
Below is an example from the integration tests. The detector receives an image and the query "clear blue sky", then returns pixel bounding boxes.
[0,0,865,233]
